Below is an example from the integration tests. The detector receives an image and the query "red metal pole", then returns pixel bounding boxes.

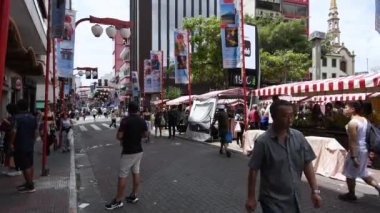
[240,0,248,130]
[187,30,192,109]
[42,0,52,176]
[161,51,164,109]
[53,38,56,113]
[0,0,10,107]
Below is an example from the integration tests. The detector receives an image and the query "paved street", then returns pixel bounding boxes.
[74,122,380,213]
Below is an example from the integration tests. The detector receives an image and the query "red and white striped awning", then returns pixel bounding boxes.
[166,96,197,105]
[195,88,246,100]
[260,96,309,105]
[252,72,380,97]
[310,93,369,102]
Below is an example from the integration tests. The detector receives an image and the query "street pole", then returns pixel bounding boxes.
[42,0,52,176]
[53,38,56,113]
[240,0,248,130]
[187,30,192,109]
[0,0,10,108]
[161,51,164,109]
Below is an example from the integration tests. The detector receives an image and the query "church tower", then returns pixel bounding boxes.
[327,0,341,47]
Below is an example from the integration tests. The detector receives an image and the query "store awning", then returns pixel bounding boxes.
[166,96,196,105]
[309,93,370,102]
[252,72,380,97]
[195,88,246,100]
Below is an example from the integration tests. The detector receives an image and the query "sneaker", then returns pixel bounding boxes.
[338,193,357,201]
[105,199,123,210]
[125,193,139,203]
[18,184,36,193]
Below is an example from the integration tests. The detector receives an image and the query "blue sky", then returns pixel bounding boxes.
[72,0,379,86]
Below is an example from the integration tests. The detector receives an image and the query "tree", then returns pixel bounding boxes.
[182,16,226,88]
[164,86,182,100]
[245,16,312,83]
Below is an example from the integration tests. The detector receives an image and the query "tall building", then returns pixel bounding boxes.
[130,0,219,98]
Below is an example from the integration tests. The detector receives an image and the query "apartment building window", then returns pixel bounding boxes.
[322,73,327,79]
[340,60,347,73]
[332,73,336,78]
[332,59,337,67]
[322,57,327,67]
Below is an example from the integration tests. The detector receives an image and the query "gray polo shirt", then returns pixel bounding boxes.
[248,127,316,212]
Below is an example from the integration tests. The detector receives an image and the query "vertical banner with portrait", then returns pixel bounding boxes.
[174,30,189,84]
[220,0,240,69]
[143,59,153,93]
[56,9,76,78]
[131,71,140,97]
[149,51,163,93]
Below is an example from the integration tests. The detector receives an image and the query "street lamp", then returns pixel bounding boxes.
[76,16,131,40]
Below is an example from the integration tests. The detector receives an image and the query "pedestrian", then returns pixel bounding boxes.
[60,112,73,153]
[92,108,97,121]
[338,101,380,201]
[245,100,322,213]
[168,106,179,139]
[248,105,260,129]
[263,95,280,129]
[212,105,231,158]
[142,108,151,143]
[11,99,38,193]
[0,103,21,176]
[154,108,163,137]
[105,102,148,210]
[109,110,117,128]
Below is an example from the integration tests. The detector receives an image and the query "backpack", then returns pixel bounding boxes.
[366,121,380,154]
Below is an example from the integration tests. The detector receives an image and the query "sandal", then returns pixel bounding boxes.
[338,193,357,201]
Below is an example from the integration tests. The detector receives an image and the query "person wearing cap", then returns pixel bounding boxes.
[212,105,232,158]
[105,102,148,210]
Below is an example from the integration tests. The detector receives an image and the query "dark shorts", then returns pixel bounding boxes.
[14,151,34,170]
[219,130,227,144]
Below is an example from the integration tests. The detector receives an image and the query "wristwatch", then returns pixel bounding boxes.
[312,189,321,195]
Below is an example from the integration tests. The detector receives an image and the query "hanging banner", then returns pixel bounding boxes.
[132,71,140,97]
[143,59,153,93]
[237,24,257,70]
[148,51,163,93]
[174,30,189,84]
[376,0,380,34]
[220,0,240,69]
[51,0,66,38]
[56,9,76,78]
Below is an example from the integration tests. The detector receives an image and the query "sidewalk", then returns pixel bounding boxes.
[0,137,75,213]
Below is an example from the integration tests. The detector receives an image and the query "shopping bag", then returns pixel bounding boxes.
[234,123,241,132]
[225,132,233,143]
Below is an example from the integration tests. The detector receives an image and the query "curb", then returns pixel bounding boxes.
[69,134,77,213]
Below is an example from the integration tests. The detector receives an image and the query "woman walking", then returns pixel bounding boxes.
[60,112,73,153]
[339,101,380,201]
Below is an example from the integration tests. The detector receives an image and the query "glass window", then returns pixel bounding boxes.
[256,0,281,11]
[282,2,307,17]
[161,0,168,65]
[178,0,184,27]
[322,57,327,67]
[322,73,327,79]
[340,60,347,72]
[194,0,200,16]
[202,0,208,17]
[169,1,176,62]
[187,0,192,17]
[332,58,337,67]
[332,73,336,78]
[209,0,215,17]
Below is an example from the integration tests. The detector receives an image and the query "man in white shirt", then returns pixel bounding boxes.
[264,96,279,127]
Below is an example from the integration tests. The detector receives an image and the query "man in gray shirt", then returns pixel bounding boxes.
[245,100,322,212]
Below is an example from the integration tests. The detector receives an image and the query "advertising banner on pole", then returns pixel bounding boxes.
[143,59,153,93]
[376,0,380,34]
[56,9,76,78]
[174,30,189,84]
[51,0,66,38]
[220,0,240,69]
[147,51,162,93]
[237,24,257,70]
[131,71,140,97]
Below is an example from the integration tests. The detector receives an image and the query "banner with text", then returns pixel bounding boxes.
[56,9,76,78]
[147,51,163,93]
[174,30,189,84]
[51,0,66,38]
[220,0,240,69]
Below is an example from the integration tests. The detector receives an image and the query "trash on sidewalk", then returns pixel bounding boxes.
[78,203,90,209]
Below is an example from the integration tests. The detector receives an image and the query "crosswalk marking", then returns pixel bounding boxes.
[79,126,88,132]
[90,124,101,131]
[102,123,111,128]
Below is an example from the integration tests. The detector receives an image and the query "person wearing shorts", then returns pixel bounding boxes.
[105,102,148,210]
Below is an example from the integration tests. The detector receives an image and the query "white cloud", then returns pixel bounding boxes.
[310,0,379,72]
[72,0,130,86]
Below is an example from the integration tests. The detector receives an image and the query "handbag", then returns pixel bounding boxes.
[234,123,241,132]
[225,132,233,143]
[160,116,166,126]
